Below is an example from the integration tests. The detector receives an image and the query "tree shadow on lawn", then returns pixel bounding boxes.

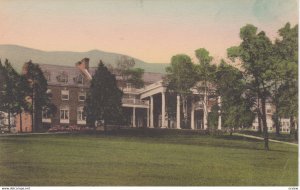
[83,128,286,152]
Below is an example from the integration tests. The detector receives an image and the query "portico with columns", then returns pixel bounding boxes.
[122,80,222,130]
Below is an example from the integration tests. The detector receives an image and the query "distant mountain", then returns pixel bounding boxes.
[0,44,168,73]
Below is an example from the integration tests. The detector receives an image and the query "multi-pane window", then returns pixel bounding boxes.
[60,106,69,124]
[44,71,51,82]
[42,110,50,119]
[77,107,86,124]
[78,92,86,101]
[77,107,85,121]
[42,109,51,123]
[61,90,69,100]
[77,74,84,85]
[57,72,68,83]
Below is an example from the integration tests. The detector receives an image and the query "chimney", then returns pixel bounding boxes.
[22,60,32,75]
[76,58,89,71]
[76,58,92,81]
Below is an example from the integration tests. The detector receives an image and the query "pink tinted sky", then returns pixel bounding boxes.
[0,0,298,63]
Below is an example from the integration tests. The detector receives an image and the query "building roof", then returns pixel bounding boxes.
[39,64,89,87]
[38,63,164,86]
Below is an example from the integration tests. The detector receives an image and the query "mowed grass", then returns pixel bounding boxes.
[0,129,298,186]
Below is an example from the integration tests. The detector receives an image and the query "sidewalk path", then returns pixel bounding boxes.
[0,132,69,137]
[234,133,298,146]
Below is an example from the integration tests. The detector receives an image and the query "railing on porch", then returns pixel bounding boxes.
[123,86,139,93]
[122,98,149,106]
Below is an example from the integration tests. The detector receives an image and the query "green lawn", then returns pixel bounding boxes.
[0,129,298,186]
[238,130,298,143]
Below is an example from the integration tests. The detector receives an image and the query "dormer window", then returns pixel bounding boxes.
[43,70,51,81]
[57,72,68,83]
[74,74,84,85]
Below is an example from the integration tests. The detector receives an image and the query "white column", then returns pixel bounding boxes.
[133,107,136,127]
[150,96,154,128]
[191,101,195,130]
[176,95,181,129]
[147,107,150,127]
[161,92,166,128]
[203,91,208,130]
[218,96,222,130]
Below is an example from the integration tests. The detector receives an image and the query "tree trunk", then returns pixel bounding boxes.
[19,112,23,133]
[181,96,188,128]
[290,116,295,137]
[31,87,35,133]
[203,87,208,130]
[274,82,280,136]
[103,123,107,134]
[274,106,280,136]
[261,96,269,151]
[257,96,262,134]
[8,111,11,133]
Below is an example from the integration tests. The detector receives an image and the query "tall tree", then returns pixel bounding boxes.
[194,48,217,130]
[274,23,298,137]
[228,24,274,150]
[85,61,124,131]
[165,54,197,128]
[214,60,255,135]
[0,60,21,132]
[23,61,52,132]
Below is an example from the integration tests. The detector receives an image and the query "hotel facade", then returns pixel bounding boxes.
[11,58,294,133]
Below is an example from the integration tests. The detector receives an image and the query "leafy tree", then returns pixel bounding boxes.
[228,24,274,150]
[274,23,298,137]
[124,67,145,88]
[165,54,197,128]
[194,48,217,130]
[85,61,124,131]
[214,60,255,135]
[23,61,53,132]
[114,56,144,88]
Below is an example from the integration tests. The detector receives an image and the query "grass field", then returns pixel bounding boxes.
[0,129,298,186]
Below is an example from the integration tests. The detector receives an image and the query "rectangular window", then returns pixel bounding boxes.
[61,90,69,100]
[60,75,68,83]
[47,89,52,99]
[77,107,86,124]
[78,92,86,102]
[60,106,69,124]
[42,111,50,119]
[77,75,84,84]
[42,110,51,123]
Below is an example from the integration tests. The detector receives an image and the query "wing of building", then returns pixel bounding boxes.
[9,58,295,134]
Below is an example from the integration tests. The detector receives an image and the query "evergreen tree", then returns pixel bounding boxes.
[85,61,124,131]
[0,60,20,132]
[24,61,53,132]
